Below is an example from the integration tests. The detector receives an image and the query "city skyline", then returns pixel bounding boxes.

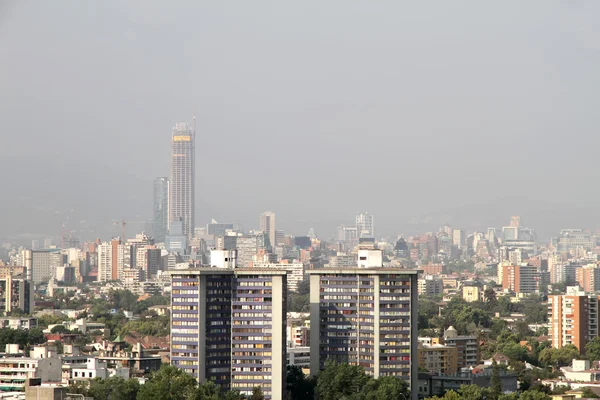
[2,2,600,241]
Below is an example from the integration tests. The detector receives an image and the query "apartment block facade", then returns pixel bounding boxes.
[501,264,539,294]
[549,286,600,353]
[308,268,419,400]
[170,269,287,400]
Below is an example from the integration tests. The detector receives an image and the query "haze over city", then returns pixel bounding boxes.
[2,1,600,241]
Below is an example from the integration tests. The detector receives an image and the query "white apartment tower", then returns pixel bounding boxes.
[170,122,195,240]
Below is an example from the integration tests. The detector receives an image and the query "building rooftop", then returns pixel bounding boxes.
[308,267,420,275]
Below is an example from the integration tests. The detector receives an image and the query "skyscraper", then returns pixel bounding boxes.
[260,211,276,249]
[170,122,195,240]
[153,177,169,243]
[356,212,375,238]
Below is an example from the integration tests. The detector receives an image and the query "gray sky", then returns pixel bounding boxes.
[1,1,600,241]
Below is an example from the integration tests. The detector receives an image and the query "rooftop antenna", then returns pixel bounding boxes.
[193,115,196,138]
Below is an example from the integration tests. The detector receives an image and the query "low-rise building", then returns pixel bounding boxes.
[0,317,37,330]
[443,326,479,368]
[560,359,600,382]
[0,356,61,392]
[418,344,458,375]
[287,347,310,370]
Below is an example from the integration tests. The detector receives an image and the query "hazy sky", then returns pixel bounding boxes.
[1,1,600,242]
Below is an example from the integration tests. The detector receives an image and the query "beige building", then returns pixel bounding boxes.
[462,285,483,303]
[418,344,458,375]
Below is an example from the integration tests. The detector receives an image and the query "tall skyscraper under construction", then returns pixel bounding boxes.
[170,121,195,240]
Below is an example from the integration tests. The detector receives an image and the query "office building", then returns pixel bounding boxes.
[153,177,169,243]
[170,268,287,400]
[549,286,600,353]
[309,268,419,399]
[23,249,66,284]
[260,212,276,249]
[207,220,234,236]
[443,326,479,368]
[452,230,465,249]
[356,213,375,238]
[166,219,188,254]
[337,225,358,242]
[170,122,195,240]
[557,229,594,254]
[501,264,539,294]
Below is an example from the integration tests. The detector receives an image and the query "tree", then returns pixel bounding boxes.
[587,336,600,362]
[186,380,223,400]
[316,361,370,400]
[457,384,488,400]
[249,387,265,400]
[484,288,497,305]
[50,325,70,334]
[581,387,600,398]
[137,365,197,400]
[286,365,316,400]
[364,376,410,400]
[490,361,502,400]
[539,345,579,368]
[296,277,310,296]
[87,376,140,400]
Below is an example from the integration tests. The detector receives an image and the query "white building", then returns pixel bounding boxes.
[210,249,237,268]
[287,347,310,369]
[252,262,304,292]
[0,356,61,391]
[357,248,383,268]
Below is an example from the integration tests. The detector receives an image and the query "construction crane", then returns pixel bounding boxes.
[113,218,147,241]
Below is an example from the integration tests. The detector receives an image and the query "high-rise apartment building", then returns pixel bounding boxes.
[418,275,443,296]
[153,177,169,243]
[355,213,375,238]
[0,276,34,314]
[501,264,539,294]
[549,286,600,353]
[236,234,267,268]
[170,122,195,240]
[260,212,276,249]
[576,264,600,293]
[97,239,134,282]
[309,268,419,399]
[170,269,287,400]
